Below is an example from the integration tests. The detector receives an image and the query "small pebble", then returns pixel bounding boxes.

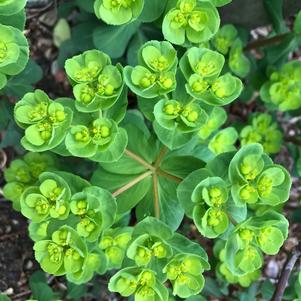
[265,259,279,278]
[4,288,14,295]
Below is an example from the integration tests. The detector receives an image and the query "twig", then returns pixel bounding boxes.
[271,244,301,301]
[244,32,291,51]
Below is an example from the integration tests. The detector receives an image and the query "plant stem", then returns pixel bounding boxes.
[271,244,301,301]
[152,173,160,218]
[112,171,152,197]
[244,32,292,51]
[157,169,182,184]
[124,149,155,171]
[154,146,168,168]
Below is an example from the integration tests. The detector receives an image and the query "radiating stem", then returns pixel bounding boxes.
[154,146,168,168]
[157,169,182,184]
[152,173,160,218]
[112,171,152,197]
[125,149,155,171]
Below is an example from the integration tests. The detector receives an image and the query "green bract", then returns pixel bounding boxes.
[180,47,243,106]
[154,99,207,133]
[99,227,133,268]
[163,253,208,298]
[70,186,117,242]
[65,116,127,162]
[162,0,220,45]
[34,225,106,284]
[14,90,73,152]
[3,153,57,210]
[127,233,173,266]
[229,144,291,206]
[211,24,237,55]
[240,113,283,154]
[192,176,230,238]
[0,24,29,89]
[94,0,144,25]
[20,172,71,222]
[208,127,238,155]
[224,211,288,275]
[124,40,178,98]
[109,268,169,301]
[229,39,251,78]
[65,50,125,113]
[65,50,110,84]
[260,61,301,111]
[198,106,227,140]
[0,0,26,15]
[215,241,261,287]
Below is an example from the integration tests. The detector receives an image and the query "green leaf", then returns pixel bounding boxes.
[29,271,55,301]
[0,9,26,30]
[53,18,71,48]
[136,175,184,231]
[263,0,287,34]
[294,10,301,36]
[67,282,88,300]
[138,0,167,22]
[93,21,141,59]
[0,294,11,301]
[153,121,194,150]
[90,127,128,163]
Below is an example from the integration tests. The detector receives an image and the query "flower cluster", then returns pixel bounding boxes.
[180,47,243,106]
[178,143,291,240]
[162,0,220,45]
[214,240,261,287]
[14,90,73,152]
[211,24,251,78]
[94,0,144,25]
[34,225,106,284]
[109,217,210,299]
[208,127,238,155]
[65,49,125,113]
[260,61,301,111]
[124,40,178,98]
[198,106,227,140]
[3,152,57,210]
[240,113,283,154]
[17,171,118,284]
[7,161,210,297]
[225,211,288,275]
[191,175,230,238]
[0,0,29,89]
[14,84,128,162]
[229,144,291,206]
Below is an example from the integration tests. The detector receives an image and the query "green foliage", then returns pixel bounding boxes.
[260,61,301,111]
[94,0,144,25]
[162,0,220,45]
[2,0,301,300]
[229,144,291,206]
[180,47,243,106]
[240,113,283,154]
[3,152,57,210]
[0,24,29,89]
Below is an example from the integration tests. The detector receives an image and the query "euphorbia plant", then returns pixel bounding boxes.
[2,0,301,300]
